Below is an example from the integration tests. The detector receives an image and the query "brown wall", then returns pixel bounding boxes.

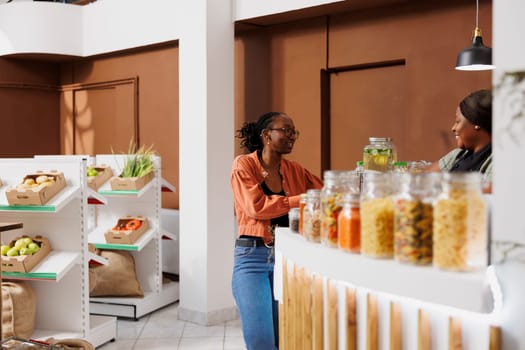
[235,0,492,176]
[0,58,60,157]
[59,44,180,208]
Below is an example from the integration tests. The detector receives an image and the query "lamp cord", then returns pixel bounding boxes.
[476,0,479,28]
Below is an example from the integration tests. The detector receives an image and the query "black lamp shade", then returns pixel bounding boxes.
[456,34,494,71]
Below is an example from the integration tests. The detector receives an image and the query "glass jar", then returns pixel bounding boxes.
[433,172,487,271]
[338,193,361,253]
[320,171,352,247]
[393,173,439,265]
[363,137,397,172]
[393,161,408,173]
[298,193,307,235]
[355,161,364,193]
[288,208,300,233]
[303,189,322,243]
[407,160,432,173]
[360,172,394,258]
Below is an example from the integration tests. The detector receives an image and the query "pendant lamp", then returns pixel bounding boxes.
[455,0,494,71]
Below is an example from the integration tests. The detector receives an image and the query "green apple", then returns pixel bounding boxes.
[87,167,99,177]
[22,237,33,246]
[19,247,30,256]
[6,247,19,256]
[1,245,10,256]
[14,238,28,249]
[27,242,40,254]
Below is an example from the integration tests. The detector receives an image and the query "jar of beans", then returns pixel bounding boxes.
[393,173,440,265]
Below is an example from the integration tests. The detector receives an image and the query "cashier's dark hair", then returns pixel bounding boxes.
[459,89,492,134]
[237,112,283,153]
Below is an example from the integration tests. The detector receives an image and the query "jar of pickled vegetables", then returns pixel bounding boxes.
[320,171,352,247]
[298,193,307,235]
[433,172,487,271]
[303,189,322,243]
[360,172,394,258]
[393,173,439,265]
[338,193,361,253]
[363,137,397,172]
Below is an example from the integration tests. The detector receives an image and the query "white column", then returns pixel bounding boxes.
[178,0,237,325]
[492,1,525,349]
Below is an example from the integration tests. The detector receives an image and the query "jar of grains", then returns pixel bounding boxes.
[303,189,322,243]
[320,171,355,247]
[433,172,487,271]
[338,192,361,253]
[393,173,440,265]
[360,172,394,258]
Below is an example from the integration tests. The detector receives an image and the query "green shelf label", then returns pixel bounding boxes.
[0,205,56,212]
[93,243,138,251]
[2,272,57,280]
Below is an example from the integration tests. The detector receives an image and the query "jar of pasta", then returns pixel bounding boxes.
[320,171,355,247]
[360,172,394,258]
[338,193,361,253]
[363,137,397,172]
[393,173,439,265]
[433,172,487,271]
[303,189,321,243]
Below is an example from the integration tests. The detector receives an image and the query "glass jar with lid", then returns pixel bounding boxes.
[360,172,394,258]
[320,171,355,247]
[303,189,321,243]
[363,137,397,172]
[338,192,361,253]
[433,172,487,271]
[393,173,440,265]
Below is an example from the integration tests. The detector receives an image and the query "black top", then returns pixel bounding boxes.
[451,143,492,172]
[261,181,289,228]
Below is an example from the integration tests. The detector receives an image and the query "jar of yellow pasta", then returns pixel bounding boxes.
[393,173,440,265]
[360,172,394,258]
[433,172,487,271]
[303,189,322,243]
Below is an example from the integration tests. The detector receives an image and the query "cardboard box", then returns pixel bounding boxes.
[109,171,154,191]
[1,235,51,273]
[87,165,113,190]
[6,171,66,206]
[105,216,149,244]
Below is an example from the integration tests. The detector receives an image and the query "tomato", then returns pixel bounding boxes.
[125,219,142,231]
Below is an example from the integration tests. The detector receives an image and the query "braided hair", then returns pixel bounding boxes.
[237,112,283,153]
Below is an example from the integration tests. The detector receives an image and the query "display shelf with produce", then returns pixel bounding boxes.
[88,154,179,320]
[0,157,116,348]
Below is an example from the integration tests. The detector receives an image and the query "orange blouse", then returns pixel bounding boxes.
[231,151,323,243]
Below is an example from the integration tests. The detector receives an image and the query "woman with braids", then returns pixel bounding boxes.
[230,112,323,349]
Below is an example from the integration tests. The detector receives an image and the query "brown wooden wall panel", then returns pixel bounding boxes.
[330,63,407,169]
[59,44,179,208]
[328,0,492,162]
[0,59,60,158]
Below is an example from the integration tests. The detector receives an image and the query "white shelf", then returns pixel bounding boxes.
[2,251,81,282]
[88,226,156,251]
[88,315,117,348]
[275,228,490,313]
[97,179,154,198]
[0,185,80,213]
[32,329,82,342]
[162,229,177,241]
[161,177,176,193]
[90,281,179,320]
[87,188,107,205]
[88,251,109,266]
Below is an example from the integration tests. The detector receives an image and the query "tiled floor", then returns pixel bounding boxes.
[97,302,247,350]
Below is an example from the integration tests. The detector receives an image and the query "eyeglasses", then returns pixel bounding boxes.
[268,127,300,139]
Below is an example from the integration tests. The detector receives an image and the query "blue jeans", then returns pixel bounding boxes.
[232,245,278,350]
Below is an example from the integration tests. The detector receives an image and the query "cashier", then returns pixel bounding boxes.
[427,89,493,192]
